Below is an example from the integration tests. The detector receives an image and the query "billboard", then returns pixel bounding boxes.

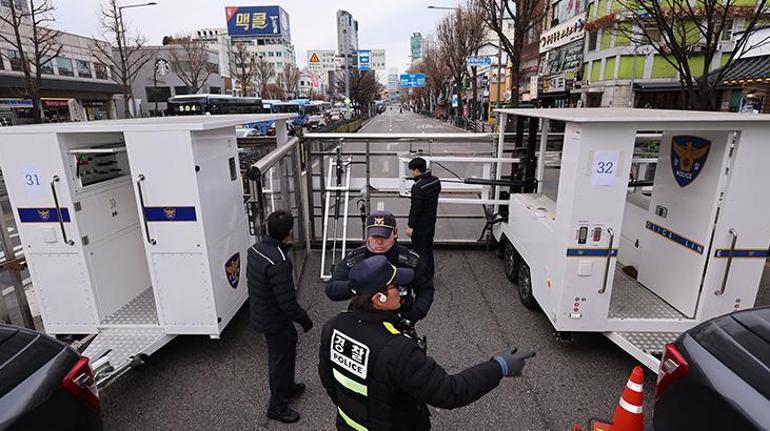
[225,6,291,41]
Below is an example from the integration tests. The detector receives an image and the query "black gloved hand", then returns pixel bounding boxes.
[299,318,314,333]
[493,348,536,377]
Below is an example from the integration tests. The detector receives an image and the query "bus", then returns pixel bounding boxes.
[167,95,264,116]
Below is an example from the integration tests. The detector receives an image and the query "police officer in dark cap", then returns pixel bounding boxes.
[326,209,434,324]
[319,255,535,431]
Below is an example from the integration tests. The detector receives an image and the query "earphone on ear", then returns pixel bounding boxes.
[377,293,388,303]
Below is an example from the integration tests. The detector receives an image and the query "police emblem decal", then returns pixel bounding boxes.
[37,209,51,221]
[163,208,177,220]
[225,253,240,289]
[671,135,711,187]
[374,217,385,226]
[330,329,370,379]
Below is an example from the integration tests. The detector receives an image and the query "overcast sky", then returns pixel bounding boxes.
[50,0,456,75]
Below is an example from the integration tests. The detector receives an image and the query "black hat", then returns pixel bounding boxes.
[349,255,414,296]
[366,210,397,238]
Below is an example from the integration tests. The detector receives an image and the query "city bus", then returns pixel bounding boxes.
[167,95,264,116]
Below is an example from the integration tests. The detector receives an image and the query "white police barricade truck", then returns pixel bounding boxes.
[0,114,294,387]
[490,108,770,372]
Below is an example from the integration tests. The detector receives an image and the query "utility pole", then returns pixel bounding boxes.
[345,53,351,99]
[494,0,504,116]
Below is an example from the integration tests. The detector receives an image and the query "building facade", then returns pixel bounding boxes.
[577,0,746,108]
[224,5,297,94]
[537,1,586,107]
[337,10,359,56]
[194,27,232,79]
[132,45,225,115]
[0,1,120,124]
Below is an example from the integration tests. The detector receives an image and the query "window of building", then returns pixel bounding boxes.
[721,20,734,41]
[276,52,282,57]
[145,86,171,103]
[551,0,561,26]
[40,57,54,74]
[268,52,274,57]
[95,63,109,79]
[588,30,598,51]
[208,62,219,74]
[175,86,192,95]
[76,60,92,78]
[209,86,221,94]
[7,49,22,71]
[57,57,74,76]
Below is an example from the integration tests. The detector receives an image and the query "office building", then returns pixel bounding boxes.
[337,10,359,56]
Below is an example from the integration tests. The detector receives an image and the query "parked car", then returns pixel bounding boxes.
[653,306,770,430]
[0,324,102,430]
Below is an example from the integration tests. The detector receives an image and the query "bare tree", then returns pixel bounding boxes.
[167,36,214,94]
[0,0,62,123]
[91,0,155,118]
[264,83,285,100]
[229,42,257,96]
[254,56,275,98]
[283,63,300,99]
[478,0,547,108]
[614,0,770,110]
[406,61,430,111]
[436,2,486,118]
[421,46,450,115]
[337,70,383,116]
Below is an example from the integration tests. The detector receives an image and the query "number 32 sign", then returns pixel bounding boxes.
[591,151,619,186]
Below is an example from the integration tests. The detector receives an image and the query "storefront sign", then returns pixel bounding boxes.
[0,99,33,109]
[540,13,586,53]
[43,99,69,108]
[541,74,567,93]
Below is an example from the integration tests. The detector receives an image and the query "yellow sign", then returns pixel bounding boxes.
[309,53,320,64]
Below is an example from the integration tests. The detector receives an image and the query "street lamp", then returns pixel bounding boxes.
[117,2,157,48]
[427,5,459,10]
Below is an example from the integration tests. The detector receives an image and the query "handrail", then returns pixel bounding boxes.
[303,132,496,141]
[50,176,74,246]
[136,175,156,246]
[251,136,300,174]
[599,228,615,294]
[716,228,738,296]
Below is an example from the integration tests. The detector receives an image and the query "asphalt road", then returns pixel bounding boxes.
[101,111,770,430]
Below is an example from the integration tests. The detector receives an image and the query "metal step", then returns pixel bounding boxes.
[605,331,681,373]
[82,326,174,388]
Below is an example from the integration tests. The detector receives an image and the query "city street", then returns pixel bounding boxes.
[100,111,770,430]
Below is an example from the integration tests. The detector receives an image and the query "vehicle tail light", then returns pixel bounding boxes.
[655,343,689,400]
[62,357,100,412]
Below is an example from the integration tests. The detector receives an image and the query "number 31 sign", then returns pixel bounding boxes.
[591,150,619,186]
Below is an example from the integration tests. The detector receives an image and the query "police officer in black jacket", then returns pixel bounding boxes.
[248,210,313,424]
[319,255,535,430]
[326,209,434,323]
[406,157,441,277]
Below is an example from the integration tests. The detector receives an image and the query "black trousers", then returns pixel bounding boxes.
[264,323,298,413]
[411,234,435,277]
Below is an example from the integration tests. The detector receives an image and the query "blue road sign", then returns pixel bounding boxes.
[358,50,372,71]
[399,73,426,88]
[466,56,492,67]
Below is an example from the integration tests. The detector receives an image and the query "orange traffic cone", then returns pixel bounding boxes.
[592,366,645,431]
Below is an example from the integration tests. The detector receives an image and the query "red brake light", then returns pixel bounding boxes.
[655,343,689,400]
[61,357,101,412]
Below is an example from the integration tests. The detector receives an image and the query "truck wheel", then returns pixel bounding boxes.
[503,241,517,282]
[517,260,539,310]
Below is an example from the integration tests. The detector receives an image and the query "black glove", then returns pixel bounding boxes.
[493,348,536,377]
[299,318,314,333]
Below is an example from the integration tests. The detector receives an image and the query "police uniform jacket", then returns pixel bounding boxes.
[247,236,311,333]
[408,172,441,236]
[325,244,434,321]
[319,310,503,431]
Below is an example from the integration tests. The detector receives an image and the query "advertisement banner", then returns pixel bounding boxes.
[225,6,291,41]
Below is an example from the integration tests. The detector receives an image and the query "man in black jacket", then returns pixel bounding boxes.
[319,255,535,430]
[325,209,434,323]
[248,210,313,424]
[406,157,441,277]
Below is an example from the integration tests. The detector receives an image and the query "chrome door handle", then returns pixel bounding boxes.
[137,175,156,245]
[50,176,74,246]
[599,227,615,294]
[716,228,737,296]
